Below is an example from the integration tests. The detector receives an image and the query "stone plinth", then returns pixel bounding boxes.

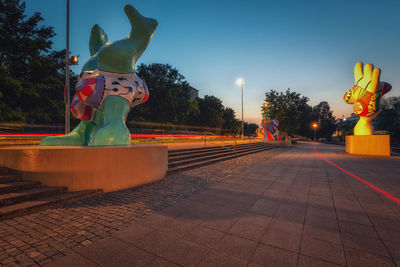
[345,135,390,157]
[0,145,167,192]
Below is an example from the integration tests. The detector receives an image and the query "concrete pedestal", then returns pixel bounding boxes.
[0,145,168,192]
[345,135,390,157]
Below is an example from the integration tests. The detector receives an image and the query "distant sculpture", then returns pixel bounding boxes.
[41,4,158,146]
[257,114,282,141]
[343,62,391,135]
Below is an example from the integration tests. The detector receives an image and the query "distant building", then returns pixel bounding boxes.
[346,113,360,121]
[189,86,199,99]
[341,113,359,122]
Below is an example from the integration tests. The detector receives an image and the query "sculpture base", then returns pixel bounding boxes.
[345,135,390,157]
[0,145,167,192]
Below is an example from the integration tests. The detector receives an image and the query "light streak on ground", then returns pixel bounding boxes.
[0,133,233,139]
[314,143,400,205]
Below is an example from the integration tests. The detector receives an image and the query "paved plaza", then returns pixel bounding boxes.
[1,142,400,266]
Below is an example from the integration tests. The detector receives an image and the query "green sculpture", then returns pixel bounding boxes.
[41,4,158,146]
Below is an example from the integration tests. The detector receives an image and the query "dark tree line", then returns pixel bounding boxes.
[130,63,243,135]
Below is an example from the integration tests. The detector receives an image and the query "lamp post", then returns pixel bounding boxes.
[236,78,244,138]
[312,123,318,142]
[65,0,70,134]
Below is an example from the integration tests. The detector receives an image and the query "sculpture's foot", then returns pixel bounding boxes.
[40,121,95,146]
[87,96,131,146]
[88,121,131,146]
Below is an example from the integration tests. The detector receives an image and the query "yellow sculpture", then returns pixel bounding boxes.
[343,62,391,135]
[344,62,392,156]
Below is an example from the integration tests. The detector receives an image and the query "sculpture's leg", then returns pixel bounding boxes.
[88,96,131,146]
[354,116,373,135]
[263,127,268,141]
[40,121,96,146]
[257,127,263,138]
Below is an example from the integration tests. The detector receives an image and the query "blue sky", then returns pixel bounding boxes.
[26,0,400,124]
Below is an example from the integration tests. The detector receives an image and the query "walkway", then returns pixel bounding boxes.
[1,142,399,266]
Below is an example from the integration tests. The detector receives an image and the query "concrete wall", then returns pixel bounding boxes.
[0,145,168,192]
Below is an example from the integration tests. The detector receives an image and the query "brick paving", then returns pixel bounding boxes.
[0,145,278,266]
[1,142,400,266]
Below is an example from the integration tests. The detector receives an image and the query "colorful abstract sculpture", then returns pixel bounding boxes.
[344,62,391,135]
[41,4,158,146]
[257,114,282,141]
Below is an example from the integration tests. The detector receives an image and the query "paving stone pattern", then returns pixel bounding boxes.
[1,142,400,266]
[0,145,278,266]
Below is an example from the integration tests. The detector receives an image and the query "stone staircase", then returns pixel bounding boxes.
[0,167,102,221]
[167,142,276,174]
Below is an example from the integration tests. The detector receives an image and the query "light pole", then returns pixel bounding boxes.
[312,123,318,142]
[65,0,70,134]
[236,78,244,138]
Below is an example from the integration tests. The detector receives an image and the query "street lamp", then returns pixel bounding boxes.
[236,78,244,138]
[69,55,79,65]
[312,123,318,142]
[65,1,79,135]
[263,103,268,114]
[65,0,71,134]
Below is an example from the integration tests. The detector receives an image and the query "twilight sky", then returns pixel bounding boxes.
[26,0,400,124]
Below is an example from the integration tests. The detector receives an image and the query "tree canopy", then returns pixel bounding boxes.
[311,101,337,139]
[130,63,243,135]
[262,89,310,136]
[130,63,198,124]
[262,89,337,139]
[0,0,69,123]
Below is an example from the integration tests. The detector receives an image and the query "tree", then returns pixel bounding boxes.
[197,95,225,132]
[374,96,400,145]
[130,63,247,136]
[262,89,310,136]
[222,107,241,135]
[244,123,259,136]
[131,63,199,124]
[0,0,68,123]
[312,101,337,140]
[338,119,357,142]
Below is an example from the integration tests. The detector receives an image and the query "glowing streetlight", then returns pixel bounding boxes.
[69,55,79,65]
[236,78,244,138]
[263,103,269,114]
[312,123,318,142]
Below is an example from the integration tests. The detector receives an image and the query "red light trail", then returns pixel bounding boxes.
[314,143,400,205]
[0,133,232,139]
